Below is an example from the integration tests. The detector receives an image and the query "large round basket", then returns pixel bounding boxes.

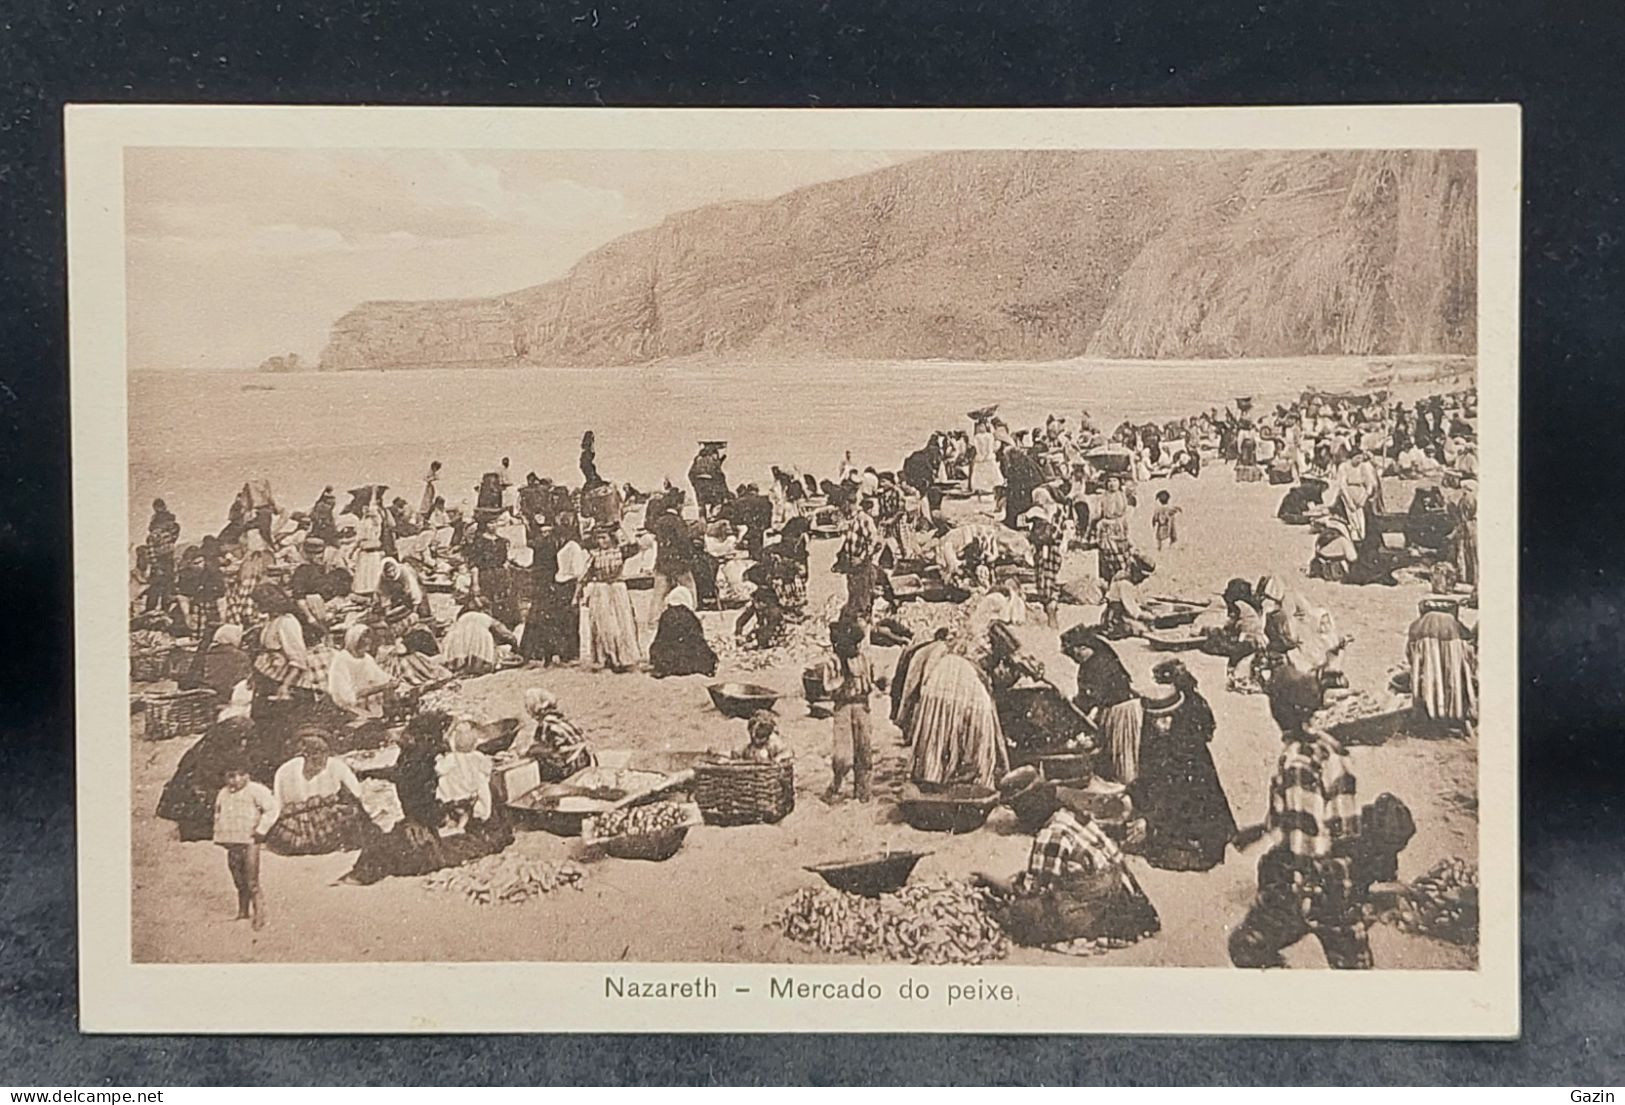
[141,688,216,740]
[692,758,795,825]
[603,825,689,862]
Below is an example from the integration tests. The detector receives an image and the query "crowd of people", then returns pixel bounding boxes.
[135,380,1479,965]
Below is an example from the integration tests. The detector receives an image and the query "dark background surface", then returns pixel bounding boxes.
[2,0,1623,1085]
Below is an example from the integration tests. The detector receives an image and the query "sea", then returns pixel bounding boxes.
[128,356,1399,539]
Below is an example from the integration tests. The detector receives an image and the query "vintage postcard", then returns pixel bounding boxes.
[68,104,1519,1035]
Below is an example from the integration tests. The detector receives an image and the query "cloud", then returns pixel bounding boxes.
[126,148,633,253]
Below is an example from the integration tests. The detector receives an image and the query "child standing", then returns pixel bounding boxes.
[213,760,280,929]
[1152,489,1182,551]
[817,620,886,803]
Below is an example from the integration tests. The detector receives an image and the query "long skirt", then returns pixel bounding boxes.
[1097,699,1144,785]
[580,581,640,670]
[1095,520,1132,580]
[1130,736,1238,871]
[520,581,579,663]
[907,655,1008,789]
[1409,637,1478,723]
[1454,521,1478,586]
[353,549,384,595]
[264,792,380,855]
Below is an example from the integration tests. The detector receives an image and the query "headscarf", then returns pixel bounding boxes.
[342,623,370,653]
[212,623,245,649]
[665,586,696,611]
[447,718,483,754]
[523,686,559,719]
[381,557,425,605]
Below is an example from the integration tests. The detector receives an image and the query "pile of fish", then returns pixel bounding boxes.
[1381,856,1478,947]
[1313,688,1406,730]
[586,801,690,840]
[777,879,1010,965]
[423,852,586,906]
[709,612,841,672]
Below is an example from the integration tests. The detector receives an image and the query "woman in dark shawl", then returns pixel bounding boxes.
[1128,659,1237,871]
[156,717,260,840]
[648,586,717,678]
[342,712,514,885]
[518,525,580,664]
[1061,624,1142,786]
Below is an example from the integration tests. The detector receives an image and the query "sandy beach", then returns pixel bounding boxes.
[130,433,1477,969]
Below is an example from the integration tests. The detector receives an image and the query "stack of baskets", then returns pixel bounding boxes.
[692,758,795,825]
[141,688,216,740]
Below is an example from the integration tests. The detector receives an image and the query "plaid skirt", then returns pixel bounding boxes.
[265,792,379,855]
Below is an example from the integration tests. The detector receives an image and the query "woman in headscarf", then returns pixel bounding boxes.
[903,629,1009,791]
[762,515,810,619]
[249,584,312,722]
[374,557,427,636]
[577,524,641,673]
[184,622,252,704]
[648,586,717,678]
[265,729,379,855]
[441,600,519,676]
[327,625,397,719]
[1098,551,1156,640]
[1129,661,1236,871]
[342,712,514,884]
[514,687,596,782]
[175,542,227,638]
[1407,597,1478,732]
[519,514,581,665]
[1062,624,1142,785]
[1257,574,1345,680]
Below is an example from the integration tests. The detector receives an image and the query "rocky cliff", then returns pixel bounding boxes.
[318,149,1476,370]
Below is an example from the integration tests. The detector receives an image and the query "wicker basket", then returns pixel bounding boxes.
[142,688,216,739]
[164,643,197,680]
[692,758,795,826]
[602,825,690,861]
[130,646,171,683]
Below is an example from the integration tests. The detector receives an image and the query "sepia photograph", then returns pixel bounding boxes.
[69,105,1519,1034]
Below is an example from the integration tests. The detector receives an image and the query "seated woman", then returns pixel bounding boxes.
[156,716,259,840]
[975,786,1159,953]
[441,601,519,675]
[264,729,379,855]
[734,564,787,651]
[703,520,753,607]
[1129,662,1237,871]
[374,557,428,636]
[382,626,455,691]
[648,587,718,678]
[514,687,596,782]
[327,625,398,720]
[344,713,510,884]
[1098,552,1156,640]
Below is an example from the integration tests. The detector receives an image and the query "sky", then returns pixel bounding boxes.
[124,148,921,371]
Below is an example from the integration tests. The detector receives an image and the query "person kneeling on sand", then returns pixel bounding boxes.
[975,783,1159,954]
